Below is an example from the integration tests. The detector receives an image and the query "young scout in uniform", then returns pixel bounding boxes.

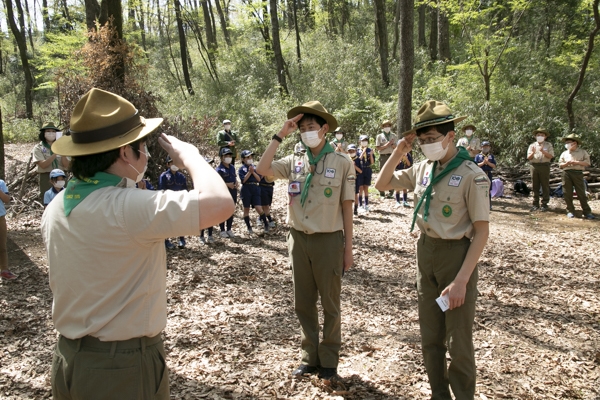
[558,134,595,219]
[239,150,269,234]
[159,156,189,249]
[394,151,412,207]
[256,101,355,381]
[527,128,554,211]
[217,119,239,162]
[44,169,67,207]
[456,124,480,159]
[331,127,348,153]
[375,100,490,400]
[259,175,276,228]
[474,141,496,210]
[357,134,375,212]
[41,88,234,400]
[376,120,397,198]
[347,144,362,216]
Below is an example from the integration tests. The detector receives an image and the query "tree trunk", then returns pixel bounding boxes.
[22,0,35,50]
[417,3,426,47]
[567,0,600,131]
[437,3,450,61]
[137,2,147,52]
[42,0,50,32]
[270,0,288,94]
[100,0,123,39]
[174,0,194,95]
[5,0,33,119]
[397,0,414,133]
[429,5,438,61]
[201,0,217,51]
[0,108,4,180]
[85,0,101,31]
[392,0,401,59]
[373,0,389,87]
[293,0,301,70]
[214,0,232,47]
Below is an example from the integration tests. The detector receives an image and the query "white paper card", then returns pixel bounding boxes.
[55,131,63,140]
[436,294,450,312]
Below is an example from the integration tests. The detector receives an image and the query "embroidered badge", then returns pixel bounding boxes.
[442,205,452,217]
[474,175,489,186]
[295,160,304,168]
[347,175,356,182]
[448,175,462,187]
[422,177,429,186]
[288,181,301,196]
[294,166,302,173]
[325,168,336,178]
[324,187,333,198]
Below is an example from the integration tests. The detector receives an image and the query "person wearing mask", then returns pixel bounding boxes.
[347,144,362,216]
[558,134,595,219]
[457,124,480,159]
[214,147,239,238]
[41,88,234,400]
[239,150,269,235]
[32,123,69,202]
[0,178,16,280]
[375,100,490,400]
[159,156,189,249]
[394,151,413,207]
[375,120,397,198]
[217,119,239,162]
[474,141,496,210]
[44,169,67,207]
[256,100,355,382]
[330,127,348,153]
[357,134,375,212]
[526,128,554,212]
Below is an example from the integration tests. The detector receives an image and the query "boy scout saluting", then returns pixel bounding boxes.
[257,101,355,381]
[375,100,490,400]
[558,134,595,219]
[527,128,554,211]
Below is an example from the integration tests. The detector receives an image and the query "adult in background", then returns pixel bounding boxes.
[474,141,496,210]
[527,128,554,211]
[375,100,490,400]
[375,120,397,198]
[217,119,239,162]
[32,122,69,202]
[41,88,234,400]
[330,127,348,153]
[457,124,481,159]
[558,134,595,219]
[257,101,355,381]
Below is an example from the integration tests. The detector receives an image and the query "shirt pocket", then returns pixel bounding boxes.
[433,191,463,224]
[317,175,343,205]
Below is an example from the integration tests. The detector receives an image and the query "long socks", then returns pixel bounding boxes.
[395,192,400,202]
[244,216,251,229]
[403,192,407,202]
[365,196,369,206]
[359,195,363,206]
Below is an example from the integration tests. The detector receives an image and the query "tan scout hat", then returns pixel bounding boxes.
[561,133,582,145]
[381,120,393,128]
[533,128,549,137]
[461,124,476,132]
[402,100,467,137]
[40,122,59,133]
[52,88,163,156]
[287,101,338,132]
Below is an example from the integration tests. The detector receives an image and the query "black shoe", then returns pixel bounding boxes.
[318,367,339,380]
[539,206,548,212]
[292,364,318,376]
[530,206,539,211]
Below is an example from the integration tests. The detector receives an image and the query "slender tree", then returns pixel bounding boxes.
[201,0,218,51]
[418,3,426,47]
[174,0,195,94]
[373,0,389,86]
[397,0,414,133]
[437,2,450,61]
[293,0,301,69]
[84,0,101,31]
[214,0,232,47]
[270,0,288,94]
[429,5,438,60]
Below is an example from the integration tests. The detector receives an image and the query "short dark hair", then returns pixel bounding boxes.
[416,121,455,136]
[38,130,48,144]
[298,113,326,128]
[70,138,145,180]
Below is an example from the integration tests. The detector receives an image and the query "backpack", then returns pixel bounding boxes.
[513,180,530,196]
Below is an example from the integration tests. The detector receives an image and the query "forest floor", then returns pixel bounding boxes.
[1,143,599,399]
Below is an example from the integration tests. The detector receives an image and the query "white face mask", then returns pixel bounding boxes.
[383,127,391,133]
[54,180,65,189]
[170,165,179,172]
[420,137,450,161]
[335,133,343,140]
[361,141,369,147]
[301,130,322,148]
[536,135,545,143]
[45,132,57,142]
[565,143,573,150]
[129,163,147,183]
[223,157,232,164]
[246,159,253,165]
[224,124,231,130]
[482,147,490,154]
[465,129,473,137]
[348,152,356,158]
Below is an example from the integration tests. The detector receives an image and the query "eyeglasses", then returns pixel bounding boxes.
[417,134,444,146]
[132,144,151,158]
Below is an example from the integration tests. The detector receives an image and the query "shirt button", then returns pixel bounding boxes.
[305,216,309,219]
[311,185,314,188]
[328,181,331,184]
[447,197,450,201]
[308,200,311,203]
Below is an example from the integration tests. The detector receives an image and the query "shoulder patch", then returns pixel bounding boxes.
[474,175,489,186]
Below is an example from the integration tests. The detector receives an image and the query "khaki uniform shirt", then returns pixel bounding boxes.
[456,137,481,158]
[375,131,397,155]
[32,142,64,173]
[330,139,348,152]
[271,151,355,234]
[41,179,200,341]
[527,141,554,163]
[559,147,590,171]
[388,154,490,240]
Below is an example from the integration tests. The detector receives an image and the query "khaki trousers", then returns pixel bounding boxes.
[530,163,550,207]
[417,234,477,400]
[39,172,51,203]
[562,169,591,215]
[288,228,343,368]
[52,334,169,400]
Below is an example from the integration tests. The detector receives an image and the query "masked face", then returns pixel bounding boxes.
[482,146,490,154]
[348,151,356,158]
[383,127,391,133]
[223,157,232,164]
[224,124,231,131]
[420,135,450,161]
[45,131,57,142]
[301,129,323,148]
[129,163,147,183]
[565,142,575,150]
[245,158,253,165]
[54,179,66,189]
[170,165,179,172]
[335,133,343,140]
[361,140,369,148]
[465,129,473,137]
[536,135,545,143]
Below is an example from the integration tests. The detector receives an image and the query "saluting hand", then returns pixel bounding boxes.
[394,133,415,155]
[278,114,304,138]
[158,133,199,169]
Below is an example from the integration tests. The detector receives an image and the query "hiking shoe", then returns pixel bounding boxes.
[353,209,358,216]
[178,238,186,248]
[1,270,17,280]
[207,235,215,244]
[318,367,340,381]
[539,206,548,212]
[269,220,276,228]
[227,230,236,238]
[247,228,254,236]
[364,205,370,212]
[403,201,410,208]
[220,231,229,238]
[530,206,539,211]
[165,240,176,250]
[292,364,318,377]
[567,212,575,218]
[199,236,206,244]
[585,214,596,220]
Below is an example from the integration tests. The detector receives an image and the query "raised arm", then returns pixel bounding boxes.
[256,113,304,176]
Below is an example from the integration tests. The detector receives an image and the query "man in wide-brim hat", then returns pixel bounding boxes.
[527,127,555,211]
[375,119,397,198]
[457,123,481,158]
[558,133,595,219]
[376,100,490,399]
[41,88,234,399]
[257,101,354,382]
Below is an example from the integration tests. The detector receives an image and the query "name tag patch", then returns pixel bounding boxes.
[448,175,462,187]
[325,168,336,178]
[288,181,301,196]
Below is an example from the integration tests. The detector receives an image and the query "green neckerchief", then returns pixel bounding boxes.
[382,130,391,141]
[300,141,334,207]
[64,172,123,216]
[43,142,59,169]
[410,146,471,232]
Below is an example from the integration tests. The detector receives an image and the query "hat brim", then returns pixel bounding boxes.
[461,124,476,132]
[533,130,549,136]
[52,117,163,156]
[561,137,581,144]
[402,116,467,137]
[287,106,338,133]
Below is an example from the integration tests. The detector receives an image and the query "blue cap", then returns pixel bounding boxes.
[359,135,369,141]
[166,156,173,163]
[482,141,491,146]
[49,169,66,179]
[220,147,233,156]
[347,144,357,150]
[241,150,254,158]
